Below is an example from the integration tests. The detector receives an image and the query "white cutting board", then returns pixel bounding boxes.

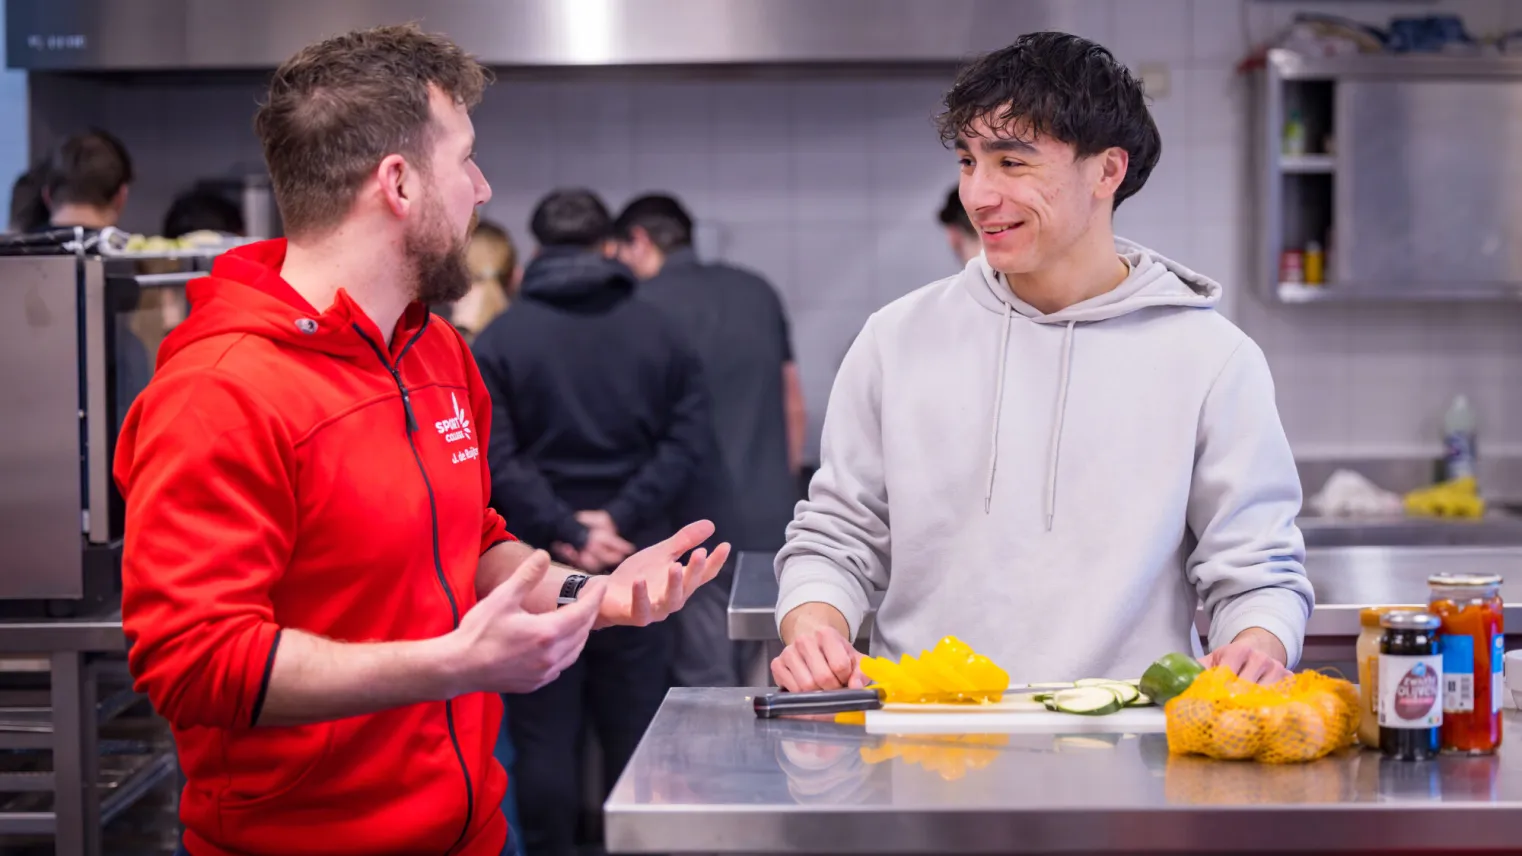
[865,704,1167,735]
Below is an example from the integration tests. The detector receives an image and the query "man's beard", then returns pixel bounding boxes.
[406,205,476,305]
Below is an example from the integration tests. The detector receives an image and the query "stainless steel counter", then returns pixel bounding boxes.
[728,547,1522,642]
[605,688,1522,854]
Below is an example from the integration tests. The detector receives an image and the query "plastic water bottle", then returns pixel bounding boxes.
[1443,395,1478,482]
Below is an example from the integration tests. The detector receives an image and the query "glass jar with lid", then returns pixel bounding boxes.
[1427,573,1504,754]
[1379,611,1444,761]
[1359,606,1415,748]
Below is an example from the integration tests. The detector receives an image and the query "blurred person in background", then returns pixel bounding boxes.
[43,128,150,427]
[455,216,528,856]
[450,218,522,341]
[162,187,246,238]
[8,158,51,233]
[938,184,982,265]
[614,193,800,687]
[473,188,718,856]
[44,128,134,230]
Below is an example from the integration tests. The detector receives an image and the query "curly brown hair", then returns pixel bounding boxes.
[936,32,1160,210]
[254,23,491,237]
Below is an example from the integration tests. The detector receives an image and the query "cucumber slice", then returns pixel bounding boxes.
[1070,679,1140,705]
[1129,693,1153,707]
[1050,687,1123,716]
[1099,682,1140,706]
[1032,693,1054,703]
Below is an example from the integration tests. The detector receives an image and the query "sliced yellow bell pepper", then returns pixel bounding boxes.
[859,636,1009,704]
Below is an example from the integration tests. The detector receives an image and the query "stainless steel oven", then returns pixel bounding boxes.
[0,227,231,615]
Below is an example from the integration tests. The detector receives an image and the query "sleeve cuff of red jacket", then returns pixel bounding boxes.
[479,509,517,556]
[242,622,283,727]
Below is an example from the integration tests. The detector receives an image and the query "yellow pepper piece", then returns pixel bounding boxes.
[860,657,926,703]
[859,637,1010,704]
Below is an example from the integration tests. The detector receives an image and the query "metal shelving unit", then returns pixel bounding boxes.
[1257,48,1522,303]
[0,616,176,856]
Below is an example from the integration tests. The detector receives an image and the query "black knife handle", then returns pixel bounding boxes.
[752,688,883,718]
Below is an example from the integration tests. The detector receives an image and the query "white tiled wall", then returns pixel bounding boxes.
[22,0,1522,466]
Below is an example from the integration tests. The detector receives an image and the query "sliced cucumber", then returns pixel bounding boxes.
[1050,687,1124,716]
[1032,693,1054,703]
[1129,692,1153,707]
[1098,682,1140,706]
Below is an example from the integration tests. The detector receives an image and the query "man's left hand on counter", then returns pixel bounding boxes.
[1200,627,1291,684]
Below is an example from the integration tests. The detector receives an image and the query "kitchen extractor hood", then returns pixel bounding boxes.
[6,0,1073,71]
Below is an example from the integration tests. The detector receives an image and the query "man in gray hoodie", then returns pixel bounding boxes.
[773,32,1314,691]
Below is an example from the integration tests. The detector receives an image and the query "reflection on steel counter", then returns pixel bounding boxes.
[728,547,1522,641]
[605,688,1522,854]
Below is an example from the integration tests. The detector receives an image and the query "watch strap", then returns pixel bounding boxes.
[557,572,590,607]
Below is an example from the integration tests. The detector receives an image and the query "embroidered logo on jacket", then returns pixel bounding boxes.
[435,393,473,443]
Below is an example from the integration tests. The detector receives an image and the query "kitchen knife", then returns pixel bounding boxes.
[752,686,1048,718]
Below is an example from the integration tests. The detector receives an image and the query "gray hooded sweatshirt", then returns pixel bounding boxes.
[775,238,1314,682]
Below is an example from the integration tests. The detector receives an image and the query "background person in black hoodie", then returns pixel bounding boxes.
[472,188,714,856]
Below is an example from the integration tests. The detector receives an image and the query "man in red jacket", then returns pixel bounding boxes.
[114,24,729,856]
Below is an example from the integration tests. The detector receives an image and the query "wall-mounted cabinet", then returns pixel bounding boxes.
[1258,49,1522,303]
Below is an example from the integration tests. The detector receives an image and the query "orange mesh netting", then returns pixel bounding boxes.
[1165,667,1359,764]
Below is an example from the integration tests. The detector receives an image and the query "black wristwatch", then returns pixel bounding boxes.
[557,573,590,607]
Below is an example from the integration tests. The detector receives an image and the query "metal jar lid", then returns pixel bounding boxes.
[1427,573,1503,587]
[1361,605,1417,628]
[1381,611,1442,631]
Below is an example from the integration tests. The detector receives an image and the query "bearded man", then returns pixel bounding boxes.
[114,24,728,856]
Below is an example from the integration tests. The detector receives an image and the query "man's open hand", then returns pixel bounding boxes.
[597,520,730,628]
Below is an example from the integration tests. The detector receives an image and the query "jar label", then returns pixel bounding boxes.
[1442,634,1476,713]
[1493,635,1506,715]
[1380,654,1443,728]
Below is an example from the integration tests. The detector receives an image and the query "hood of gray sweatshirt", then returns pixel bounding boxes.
[775,237,1314,681]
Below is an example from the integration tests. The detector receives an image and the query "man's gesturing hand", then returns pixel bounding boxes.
[449,549,606,695]
[598,520,731,628]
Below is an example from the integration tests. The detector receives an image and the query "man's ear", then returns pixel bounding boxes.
[1094,146,1129,204]
[376,153,413,218]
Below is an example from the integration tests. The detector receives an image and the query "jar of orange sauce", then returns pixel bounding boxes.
[1428,573,1504,755]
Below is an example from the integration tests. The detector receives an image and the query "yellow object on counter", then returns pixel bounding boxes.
[858,636,1010,704]
[1165,667,1358,764]
[1404,475,1486,519]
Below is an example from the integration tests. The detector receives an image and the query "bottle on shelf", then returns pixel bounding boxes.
[1304,240,1324,285]
[1442,395,1478,483]
[1283,109,1307,156]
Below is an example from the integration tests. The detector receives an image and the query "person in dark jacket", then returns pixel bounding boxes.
[614,193,800,687]
[472,188,715,856]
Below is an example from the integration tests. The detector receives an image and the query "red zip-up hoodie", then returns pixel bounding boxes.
[115,240,514,856]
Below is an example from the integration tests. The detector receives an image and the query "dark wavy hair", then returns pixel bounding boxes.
[935,32,1161,210]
